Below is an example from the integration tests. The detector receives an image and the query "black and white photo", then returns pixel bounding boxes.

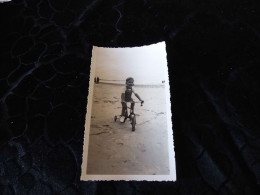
[81,42,175,181]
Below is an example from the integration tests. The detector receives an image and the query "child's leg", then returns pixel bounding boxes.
[130,102,135,113]
[121,102,127,116]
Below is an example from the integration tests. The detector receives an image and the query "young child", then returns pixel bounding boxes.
[120,77,144,122]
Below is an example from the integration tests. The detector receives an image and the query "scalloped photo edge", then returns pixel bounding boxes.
[81,42,176,181]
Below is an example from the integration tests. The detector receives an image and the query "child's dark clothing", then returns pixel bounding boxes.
[121,85,141,116]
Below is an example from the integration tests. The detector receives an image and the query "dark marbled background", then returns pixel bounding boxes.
[0,0,260,194]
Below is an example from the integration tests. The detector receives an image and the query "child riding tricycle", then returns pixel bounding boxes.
[114,77,144,131]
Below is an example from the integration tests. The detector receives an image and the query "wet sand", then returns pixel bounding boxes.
[87,83,170,175]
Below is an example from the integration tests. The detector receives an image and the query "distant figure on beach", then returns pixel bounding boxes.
[97,77,100,84]
[120,77,144,122]
[94,77,97,83]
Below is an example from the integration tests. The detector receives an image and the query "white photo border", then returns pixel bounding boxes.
[81,42,176,181]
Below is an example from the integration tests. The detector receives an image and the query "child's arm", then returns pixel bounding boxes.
[121,87,126,102]
[133,89,144,102]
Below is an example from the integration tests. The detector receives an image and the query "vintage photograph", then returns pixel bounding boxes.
[81,42,175,181]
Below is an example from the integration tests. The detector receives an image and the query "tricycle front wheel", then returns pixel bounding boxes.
[131,115,136,131]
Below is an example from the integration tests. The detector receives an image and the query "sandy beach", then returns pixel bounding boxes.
[86,83,170,175]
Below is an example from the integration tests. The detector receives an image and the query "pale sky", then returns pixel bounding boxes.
[94,42,168,85]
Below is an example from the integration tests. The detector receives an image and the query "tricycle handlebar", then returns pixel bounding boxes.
[134,101,144,106]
